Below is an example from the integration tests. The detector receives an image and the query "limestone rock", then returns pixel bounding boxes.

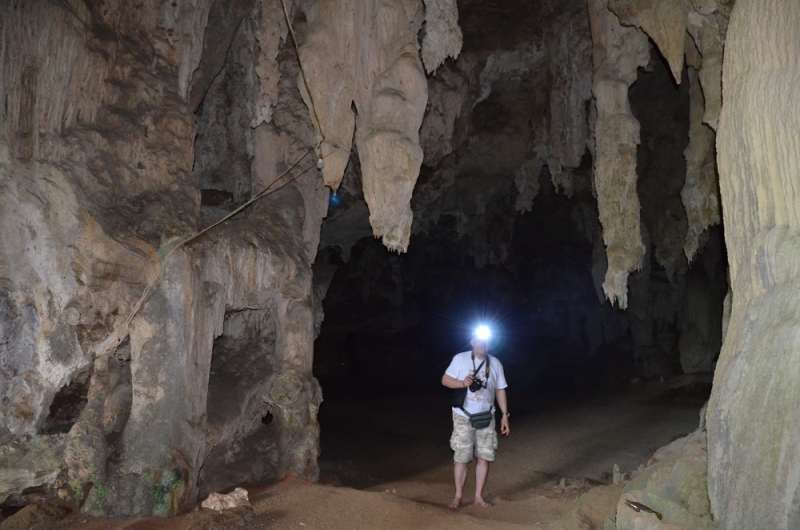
[608,0,691,84]
[421,0,463,74]
[419,65,471,168]
[0,435,65,505]
[547,8,594,194]
[201,487,250,511]
[547,484,623,530]
[514,158,543,213]
[709,1,800,528]
[298,0,428,252]
[681,69,720,262]
[1,0,326,517]
[685,10,728,130]
[0,503,70,530]
[250,0,289,128]
[189,0,258,111]
[614,431,716,530]
[588,0,650,309]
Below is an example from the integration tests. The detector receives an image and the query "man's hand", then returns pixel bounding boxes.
[442,373,475,389]
[496,388,509,436]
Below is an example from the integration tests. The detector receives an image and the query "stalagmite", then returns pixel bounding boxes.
[588,0,650,309]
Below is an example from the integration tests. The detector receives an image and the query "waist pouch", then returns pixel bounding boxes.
[466,410,493,429]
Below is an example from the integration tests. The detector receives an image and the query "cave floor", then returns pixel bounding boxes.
[16,381,705,529]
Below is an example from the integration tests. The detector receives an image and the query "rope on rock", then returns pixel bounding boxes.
[279,0,350,162]
[112,148,320,365]
[110,2,335,365]
[279,0,323,161]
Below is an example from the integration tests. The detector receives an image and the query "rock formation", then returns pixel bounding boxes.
[709,1,800,529]
[298,0,431,252]
[588,0,650,309]
[0,0,326,516]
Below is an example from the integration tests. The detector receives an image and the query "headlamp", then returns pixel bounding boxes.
[474,325,491,341]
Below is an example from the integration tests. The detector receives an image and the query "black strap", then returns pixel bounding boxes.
[471,354,490,380]
[459,354,491,416]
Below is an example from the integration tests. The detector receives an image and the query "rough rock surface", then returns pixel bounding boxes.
[1,0,325,517]
[681,68,719,262]
[298,0,428,252]
[588,0,650,309]
[420,0,463,74]
[612,431,716,530]
[708,1,800,529]
[604,0,727,263]
[608,0,691,84]
[201,487,250,511]
[685,6,730,131]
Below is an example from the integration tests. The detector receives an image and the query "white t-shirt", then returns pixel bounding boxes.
[446,351,508,418]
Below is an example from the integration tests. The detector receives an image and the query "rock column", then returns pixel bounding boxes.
[708,1,800,528]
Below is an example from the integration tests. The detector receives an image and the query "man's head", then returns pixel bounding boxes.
[471,338,489,357]
[471,325,492,357]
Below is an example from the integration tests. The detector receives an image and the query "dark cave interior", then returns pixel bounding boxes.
[312,46,726,405]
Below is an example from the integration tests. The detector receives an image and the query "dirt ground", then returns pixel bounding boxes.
[1,381,706,530]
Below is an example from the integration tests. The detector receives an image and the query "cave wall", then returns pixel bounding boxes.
[708,0,800,528]
[0,0,326,516]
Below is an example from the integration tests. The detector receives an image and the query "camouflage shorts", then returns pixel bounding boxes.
[450,410,498,463]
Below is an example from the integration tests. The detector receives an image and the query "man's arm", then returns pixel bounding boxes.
[442,373,475,389]
[496,388,510,436]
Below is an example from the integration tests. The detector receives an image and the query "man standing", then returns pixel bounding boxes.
[441,326,510,508]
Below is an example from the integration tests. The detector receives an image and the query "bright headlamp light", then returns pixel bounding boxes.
[474,325,492,341]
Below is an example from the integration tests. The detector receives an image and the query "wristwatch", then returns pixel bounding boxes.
[501,411,510,417]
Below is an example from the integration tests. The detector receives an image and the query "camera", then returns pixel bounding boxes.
[469,378,486,392]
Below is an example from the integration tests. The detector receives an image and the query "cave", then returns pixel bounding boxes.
[0,0,798,529]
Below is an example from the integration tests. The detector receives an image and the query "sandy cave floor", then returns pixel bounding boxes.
[6,381,707,530]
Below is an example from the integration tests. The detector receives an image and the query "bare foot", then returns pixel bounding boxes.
[474,498,492,508]
[448,497,462,509]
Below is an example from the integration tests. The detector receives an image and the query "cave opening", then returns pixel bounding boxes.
[311,14,727,500]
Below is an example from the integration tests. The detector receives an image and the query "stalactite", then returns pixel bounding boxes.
[588,0,650,309]
[682,68,720,261]
[298,0,428,253]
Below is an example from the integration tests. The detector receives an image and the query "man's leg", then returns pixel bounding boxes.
[474,458,491,507]
[449,412,474,509]
[450,462,468,509]
[474,419,498,507]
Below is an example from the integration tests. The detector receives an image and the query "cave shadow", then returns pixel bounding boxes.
[317,377,707,497]
[317,391,456,489]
